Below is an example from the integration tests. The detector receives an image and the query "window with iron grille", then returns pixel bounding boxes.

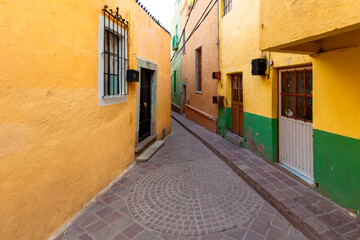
[224,0,232,16]
[98,5,129,106]
[281,70,313,122]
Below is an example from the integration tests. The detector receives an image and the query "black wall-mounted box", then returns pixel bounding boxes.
[126,69,139,82]
[212,95,224,106]
[212,71,221,80]
[251,58,267,76]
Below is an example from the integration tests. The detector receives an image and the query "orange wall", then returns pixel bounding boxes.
[181,0,219,118]
[0,0,170,239]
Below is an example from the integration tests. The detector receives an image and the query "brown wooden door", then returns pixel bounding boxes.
[182,84,187,115]
[231,74,244,137]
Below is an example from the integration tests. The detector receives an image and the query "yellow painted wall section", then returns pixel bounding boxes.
[260,0,360,50]
[132,4,172,137]
[313,47,360,139]
[218,0,310,119]
[0,0,170,239]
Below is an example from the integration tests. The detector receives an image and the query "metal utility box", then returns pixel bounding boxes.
[126,69,139,82]
[251,58,267,76]
[212,95,224,106]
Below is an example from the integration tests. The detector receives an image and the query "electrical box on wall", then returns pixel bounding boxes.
[212,95,224,106]
[251,58,267,76]
[126,69,139,82]
[212,71,221,80]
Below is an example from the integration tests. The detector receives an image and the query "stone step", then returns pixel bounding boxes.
[225,130,245,147]
[135,140,164,163]
[135,134,157,155]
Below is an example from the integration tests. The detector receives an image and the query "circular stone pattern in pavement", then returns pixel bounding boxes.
[127,159,263,236]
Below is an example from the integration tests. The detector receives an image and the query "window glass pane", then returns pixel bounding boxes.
[233,78,238,88]
[109,33,113,53]
[113,75,118,95]
[240,89,243,103]
[104,53,109,74]
[286,72,296,93]
[233,89,238,102]
[281,72,287,93]
[229,0,232,11]
[297,71,305,94]
[297,97,305,120]
[282,95,295,118]
[305,70,313,94]
[297,97,313,121]
[110,57,114,74]
[110,75,115,95]
[114,35,119,54]
[104,75,109,96]
[105,30,109,52]
[305,97,312,121]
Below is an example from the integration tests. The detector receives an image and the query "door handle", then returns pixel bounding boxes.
[144,102,147,108]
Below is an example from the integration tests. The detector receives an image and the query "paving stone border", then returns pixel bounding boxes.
[171,112,359,240]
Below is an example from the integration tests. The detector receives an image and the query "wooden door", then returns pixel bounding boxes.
[182,84,187,115]
[139,69,152,142]
[231,74,244,137]
[279,67,313,180]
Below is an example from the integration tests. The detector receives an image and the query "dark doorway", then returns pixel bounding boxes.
[139,68,152,142]
[182,84,187,116]
[231,73,244,137]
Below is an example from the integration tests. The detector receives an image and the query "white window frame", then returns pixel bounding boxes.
[98,14,128,107]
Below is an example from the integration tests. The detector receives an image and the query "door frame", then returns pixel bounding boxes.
[277,64,314,181]
[135,57,158,147]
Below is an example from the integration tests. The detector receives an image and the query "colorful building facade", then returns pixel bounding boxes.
[0,0,171,239]
[217,0,360,212]
[171,0,185,113]
[180,0,219,133]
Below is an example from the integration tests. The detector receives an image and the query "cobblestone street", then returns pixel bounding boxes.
[56,119,306,240]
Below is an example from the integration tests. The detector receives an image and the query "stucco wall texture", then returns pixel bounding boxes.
[0,0,170,239]
[181,0,219,118]
[259,0,360,50]
[218,0,310,119]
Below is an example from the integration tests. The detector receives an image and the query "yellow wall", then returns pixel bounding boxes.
[0,0,170,239]
[218,0,310,119]
[259,0,360,50]
[313,47,360,139]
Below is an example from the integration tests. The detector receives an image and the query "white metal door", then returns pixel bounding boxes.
[279,67,313,180]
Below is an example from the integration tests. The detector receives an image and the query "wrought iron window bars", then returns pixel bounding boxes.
[102,5,129,96]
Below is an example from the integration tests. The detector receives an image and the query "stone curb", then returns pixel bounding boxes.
[171,113,356,240]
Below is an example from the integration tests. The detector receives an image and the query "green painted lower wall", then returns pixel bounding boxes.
[217,109,360,212]
[217,106,232,135]
[314,129,360,212]
[243,112,278,162]
[217,109,278,162]
[171,58,182,107]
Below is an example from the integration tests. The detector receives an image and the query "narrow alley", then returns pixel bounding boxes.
[1,1,360,239]
[56,119,306,240]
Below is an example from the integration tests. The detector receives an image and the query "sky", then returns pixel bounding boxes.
[138,0,176,30]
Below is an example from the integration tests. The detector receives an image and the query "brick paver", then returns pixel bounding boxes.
[171,112,360,240]
[56,119,307,240]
